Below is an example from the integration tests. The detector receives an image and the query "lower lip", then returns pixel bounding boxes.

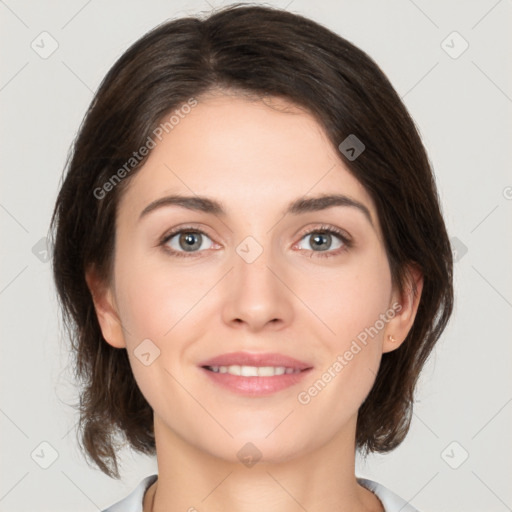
[200,367,312,396]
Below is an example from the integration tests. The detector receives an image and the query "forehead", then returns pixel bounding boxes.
[118,93,377,226]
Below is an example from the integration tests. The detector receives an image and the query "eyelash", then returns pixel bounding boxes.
[159,224,353,259]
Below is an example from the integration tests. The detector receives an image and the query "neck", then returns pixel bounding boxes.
[144,415,383,512]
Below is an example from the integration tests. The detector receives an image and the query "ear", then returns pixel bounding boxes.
[85,266,126,349]
[382,263,424,354]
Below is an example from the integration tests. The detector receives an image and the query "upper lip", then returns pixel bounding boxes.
[199,351,312,370]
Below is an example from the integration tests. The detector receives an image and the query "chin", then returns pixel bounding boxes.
[203,430,310,466]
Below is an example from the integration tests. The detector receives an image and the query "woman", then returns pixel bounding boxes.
[50,4,453,511]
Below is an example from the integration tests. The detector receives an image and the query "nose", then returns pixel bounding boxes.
[221,241,294,332]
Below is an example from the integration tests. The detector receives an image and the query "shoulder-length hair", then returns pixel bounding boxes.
[50,3,453,478]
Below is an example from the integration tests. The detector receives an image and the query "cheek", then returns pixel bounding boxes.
[113,248,205,342]
[295,248,392,404]
[301,248,392,347]
[111,250,202,411]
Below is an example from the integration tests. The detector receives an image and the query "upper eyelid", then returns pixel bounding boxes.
[297,224,350,239]
[160,224,214,243]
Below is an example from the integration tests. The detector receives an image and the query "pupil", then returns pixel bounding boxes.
[312,233,330,251]
[181,232,201,251]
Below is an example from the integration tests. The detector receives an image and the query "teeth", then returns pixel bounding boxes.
[241,365,258,377]
[208,365,300,376]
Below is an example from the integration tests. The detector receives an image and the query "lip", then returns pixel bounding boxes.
[198,351,312,370]
[198,351,313,397]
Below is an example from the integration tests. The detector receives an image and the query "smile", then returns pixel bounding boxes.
[204,365,302,376]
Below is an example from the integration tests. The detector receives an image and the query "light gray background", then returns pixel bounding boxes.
[1,1,511,511]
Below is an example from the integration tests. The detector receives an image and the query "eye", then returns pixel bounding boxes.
[159,224,352,259]
[295,225,352,258]
[160,226,215,258]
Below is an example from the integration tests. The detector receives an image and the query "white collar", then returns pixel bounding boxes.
[102,474,420,512]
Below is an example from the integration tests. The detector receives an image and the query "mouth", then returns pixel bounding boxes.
[204,365,302,376]
[198,352,313,396]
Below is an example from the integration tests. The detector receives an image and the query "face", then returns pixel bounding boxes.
[89,92,419,464]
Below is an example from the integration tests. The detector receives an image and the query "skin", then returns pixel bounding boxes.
[87,91,423,512]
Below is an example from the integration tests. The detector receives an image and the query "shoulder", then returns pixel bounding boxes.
[101,474,158,512]
[357,477,420,512]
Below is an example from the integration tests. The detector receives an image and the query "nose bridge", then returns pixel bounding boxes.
[234,233,280,297]
[222,233,292,330]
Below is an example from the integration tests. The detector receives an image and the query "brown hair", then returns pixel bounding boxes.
[50,3,453,478]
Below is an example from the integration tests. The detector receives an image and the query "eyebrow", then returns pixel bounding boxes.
[139,193,374,227]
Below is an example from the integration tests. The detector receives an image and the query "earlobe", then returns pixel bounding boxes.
[383,263,424,354]
[85,267,126,349]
